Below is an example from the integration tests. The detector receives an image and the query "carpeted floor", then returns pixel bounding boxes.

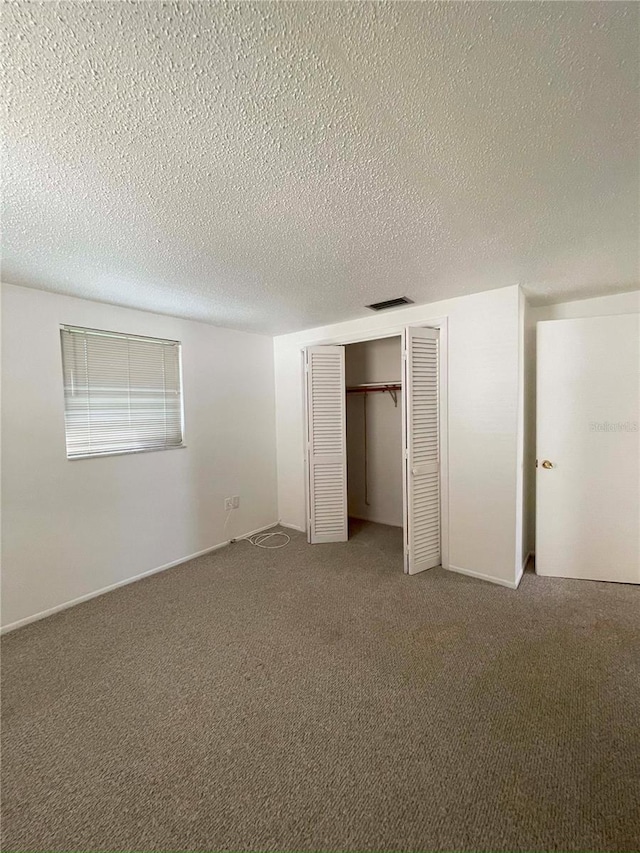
[1,520,639,852]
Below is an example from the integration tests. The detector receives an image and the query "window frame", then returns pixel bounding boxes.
[59,324,186,461]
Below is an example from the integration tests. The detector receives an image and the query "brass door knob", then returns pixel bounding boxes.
[541,460,554,469]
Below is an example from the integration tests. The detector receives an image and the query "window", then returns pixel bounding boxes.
[60,325,184,459]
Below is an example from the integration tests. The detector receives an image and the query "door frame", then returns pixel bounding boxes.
[301,317,449,571]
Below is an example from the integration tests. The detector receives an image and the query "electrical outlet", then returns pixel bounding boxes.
[224,497,233,512]
[232,495,240,509]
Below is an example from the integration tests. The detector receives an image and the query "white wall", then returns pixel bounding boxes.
[515,288,527,573]
[530,290,640,322]
[274,285,523,587]
[524,289,640,554]
[346,337,403,527]
[522,294,536,563]
[1,283,278,630]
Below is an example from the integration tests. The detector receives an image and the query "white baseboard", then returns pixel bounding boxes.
[447,564,521,590]
[515,550,534,588]
[1,521,279,636]
[278,520,305,533]
[235,521,280,540]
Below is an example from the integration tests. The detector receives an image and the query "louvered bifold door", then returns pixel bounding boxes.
[305,346,348,544]
[404,327,441,574]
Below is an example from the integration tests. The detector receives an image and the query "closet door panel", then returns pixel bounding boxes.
[305,346,348,543]
[404,327,440,574]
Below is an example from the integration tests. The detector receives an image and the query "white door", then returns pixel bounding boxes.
[403,327,441,574]
[536,314,640,583]
[305,346,348,544]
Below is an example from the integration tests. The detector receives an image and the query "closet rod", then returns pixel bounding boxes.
[346,382,401,391]
[346,383,401,407]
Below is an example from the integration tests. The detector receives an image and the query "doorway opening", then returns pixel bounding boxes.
[345,337,404,566]
[304,322,447,575]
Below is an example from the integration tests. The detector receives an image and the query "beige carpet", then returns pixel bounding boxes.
[1,520,639,852]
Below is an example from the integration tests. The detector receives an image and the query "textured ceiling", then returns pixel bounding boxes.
[2,1,639,334]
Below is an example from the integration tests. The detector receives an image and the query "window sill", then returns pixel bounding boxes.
[67,445,187,461]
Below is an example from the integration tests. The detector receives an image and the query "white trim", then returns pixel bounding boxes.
[514,550,533,588]
[279,520,305,532]
[436,318,450,570]
[1,522,279,635]
[401,327,409,573]
[298,315,450,571]
[297,323,413,349]
[67,444,187,461]
[514,287,526,577]
[447,564,521,590]
[235,521,281,541]
[302,347,311,544]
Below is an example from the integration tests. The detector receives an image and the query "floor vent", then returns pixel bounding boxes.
[366,296,414,311]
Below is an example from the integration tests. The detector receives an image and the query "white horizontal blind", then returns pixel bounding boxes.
[60,326,183,459]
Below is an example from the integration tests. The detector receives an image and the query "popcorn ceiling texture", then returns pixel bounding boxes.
[2,1,638,334]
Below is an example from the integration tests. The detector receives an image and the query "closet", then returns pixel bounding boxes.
[345,337,403,557]
[304,326,444,575]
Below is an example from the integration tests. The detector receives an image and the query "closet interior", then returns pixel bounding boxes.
[345,336,404,563]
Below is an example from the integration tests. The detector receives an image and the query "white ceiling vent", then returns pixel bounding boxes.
[366,297,414,312]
